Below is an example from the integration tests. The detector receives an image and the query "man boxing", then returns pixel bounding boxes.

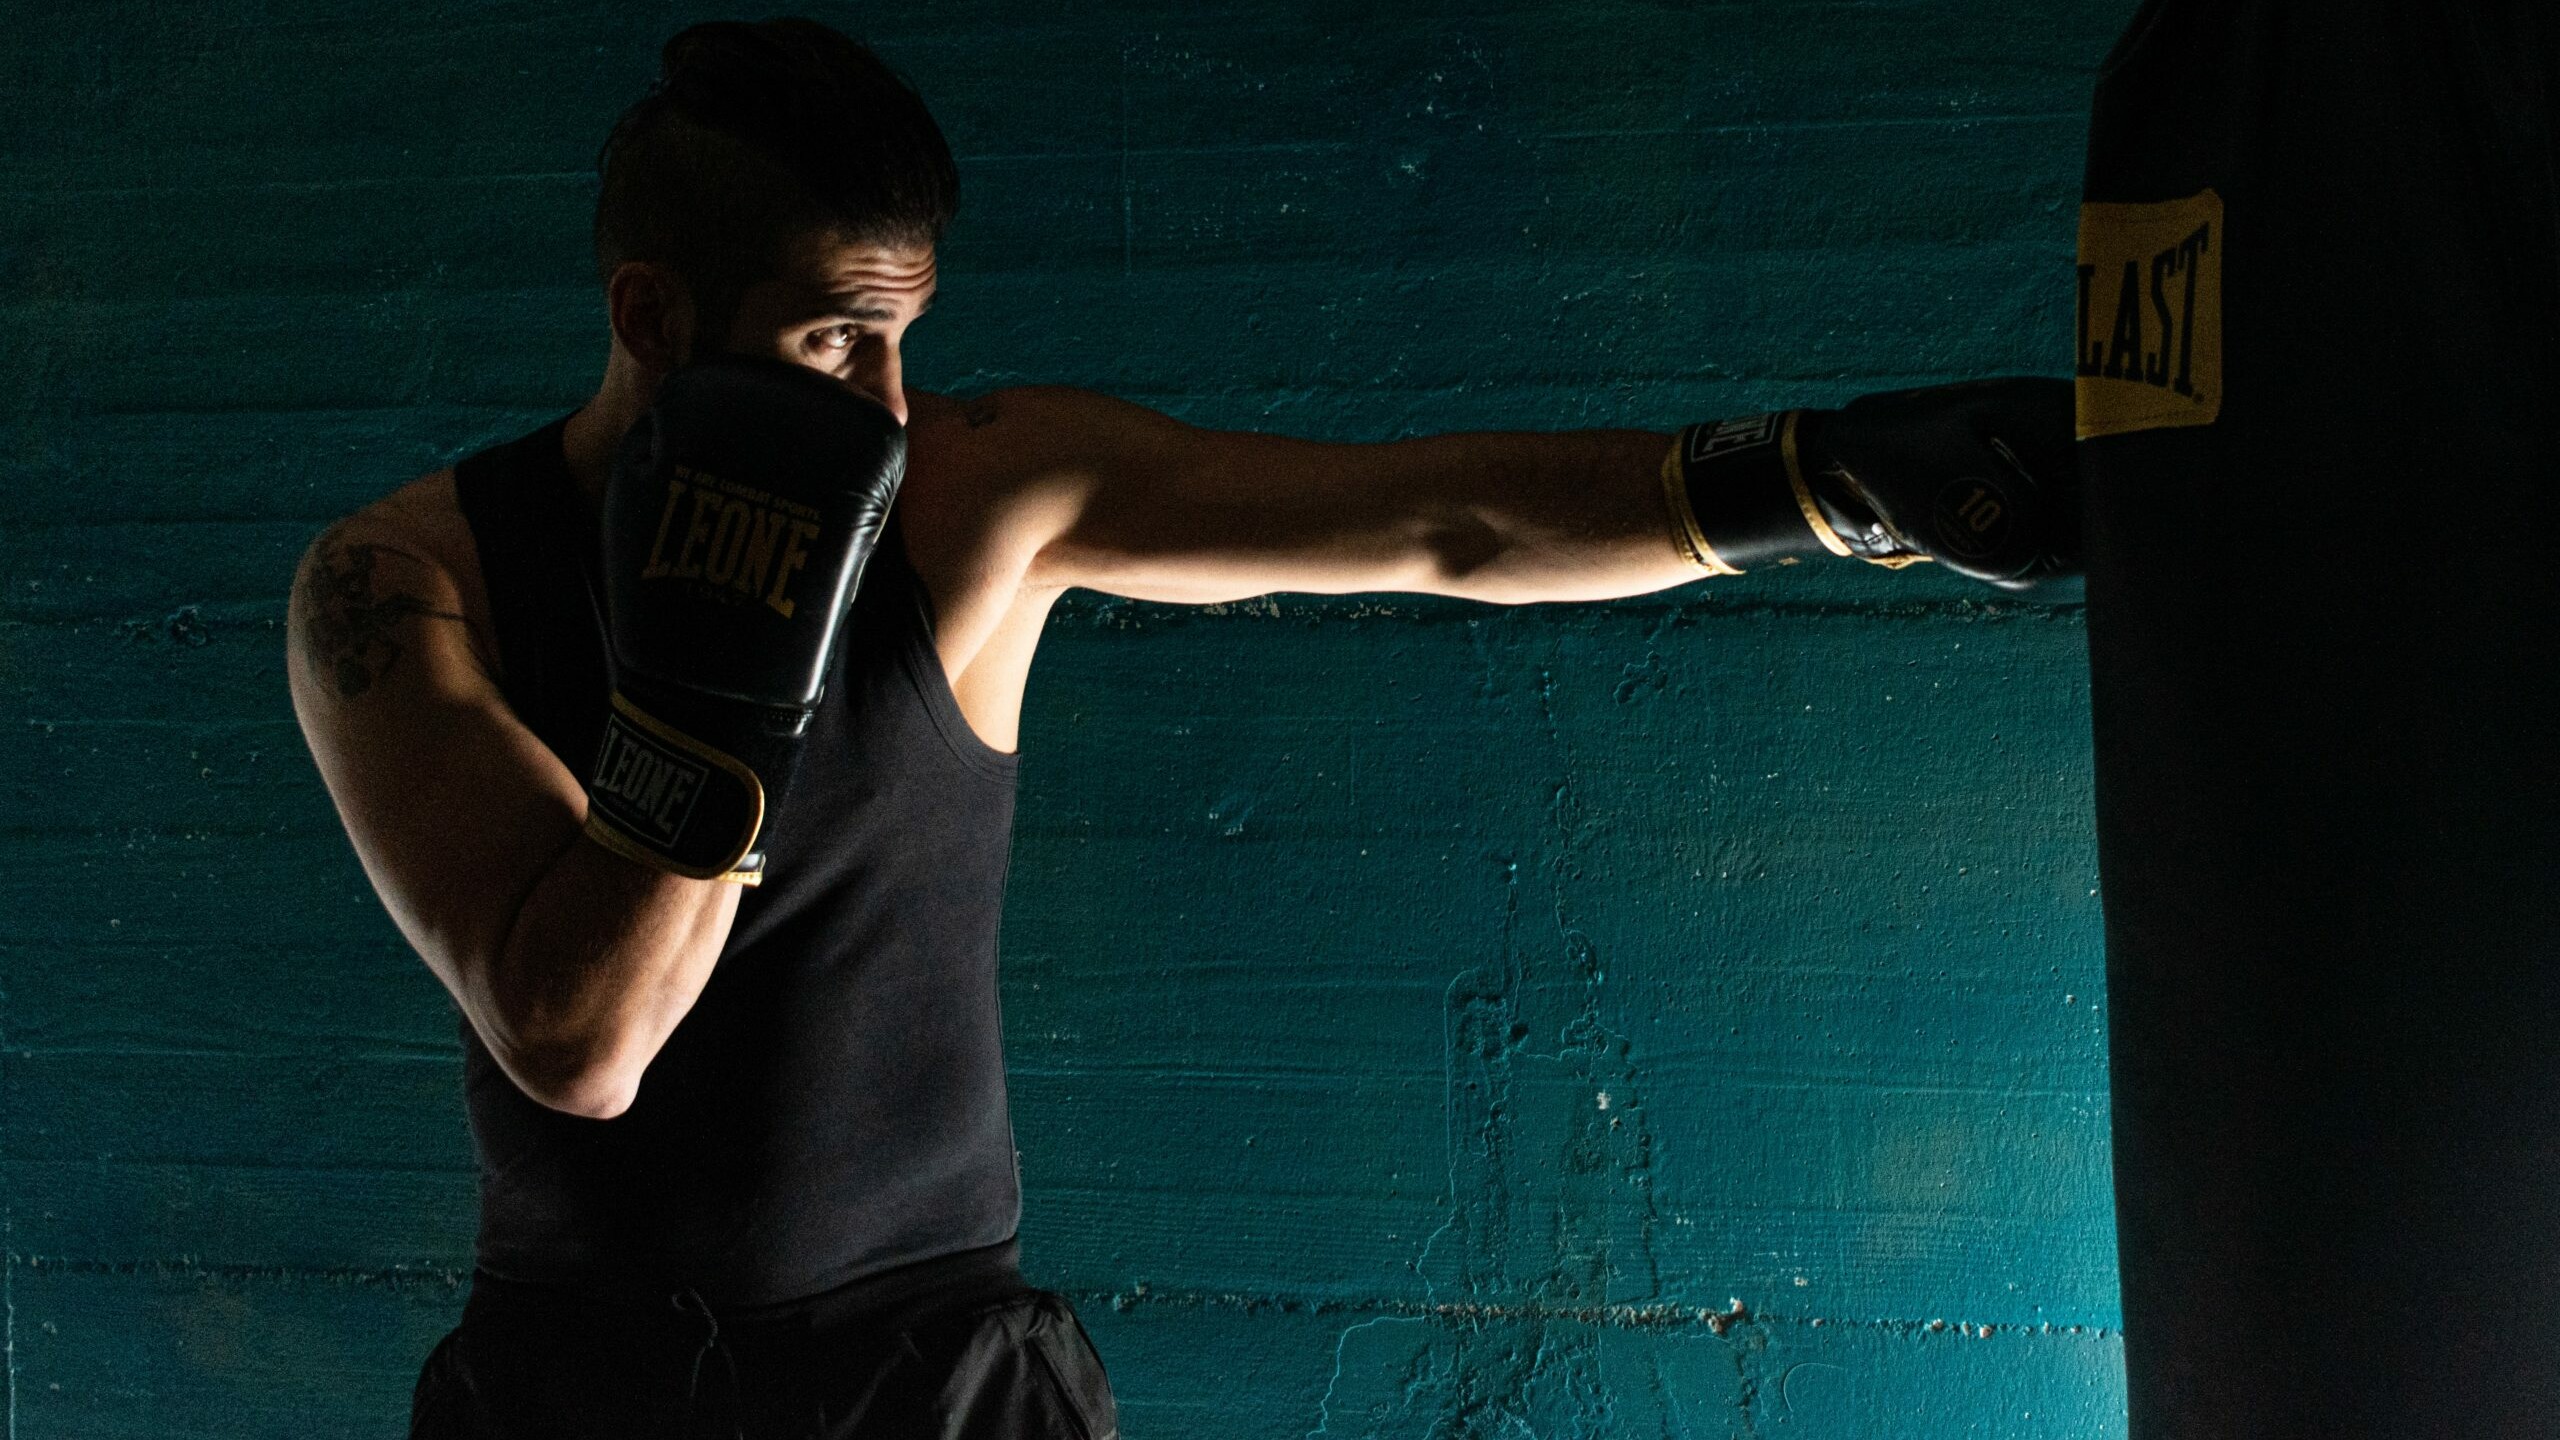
[285,17,2076,1438]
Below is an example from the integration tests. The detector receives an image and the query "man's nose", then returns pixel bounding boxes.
[851,344,907,427]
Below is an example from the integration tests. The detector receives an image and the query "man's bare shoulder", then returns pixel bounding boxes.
[906,385,1176,459]
[897,389,1080,567]
[901,386,1067,483]
[290,469,497,702]
[891,389,1123,699]
[898,386,1177,546]
[300,470,472,572]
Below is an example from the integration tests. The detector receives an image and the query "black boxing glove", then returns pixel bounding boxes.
[583,354,906,883]
[1661,377,2079,590]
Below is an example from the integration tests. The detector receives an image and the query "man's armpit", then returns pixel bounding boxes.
[294,528,470,701]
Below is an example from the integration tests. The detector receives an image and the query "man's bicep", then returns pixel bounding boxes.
[968,388,1459,603]
[288,529,585,1000]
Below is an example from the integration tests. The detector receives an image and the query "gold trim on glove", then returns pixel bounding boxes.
[582,813,766,886]
[584,692,769,885]
[1779,411,1856,560]
[1781,412,1932,570]
[1660,438,1744,577]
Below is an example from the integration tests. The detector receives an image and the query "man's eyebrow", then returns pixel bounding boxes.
[816,289,934,321]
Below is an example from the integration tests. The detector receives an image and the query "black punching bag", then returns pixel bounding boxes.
[2080,2,2560,1434]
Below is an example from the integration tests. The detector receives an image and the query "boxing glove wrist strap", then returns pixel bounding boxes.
[582,682,810,885]
[1662,409,1928,575]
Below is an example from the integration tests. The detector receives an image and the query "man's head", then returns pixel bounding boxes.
[594,19,954,420]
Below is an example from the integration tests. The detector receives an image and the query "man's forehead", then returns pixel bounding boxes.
[789,236,938,303]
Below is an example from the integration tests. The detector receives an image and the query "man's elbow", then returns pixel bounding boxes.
[473,987,655,1119]
[502,1032,647,1119]
[468,904,669,1120]
[545,1083,639,1121]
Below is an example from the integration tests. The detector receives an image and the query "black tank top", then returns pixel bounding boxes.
[451,417,1023,1307]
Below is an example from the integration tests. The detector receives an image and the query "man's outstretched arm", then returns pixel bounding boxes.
[908,387,1693,606]
[904,378,2075,608]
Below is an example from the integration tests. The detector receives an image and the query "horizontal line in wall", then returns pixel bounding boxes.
[1004,1063,2102,1099]
[0,403,555,425]
[1029,1185,2111,1231]
[0,823,320,842]
[3,1158,472,1183]
[1543,109,2085,141]
[16,400,578,423]
[0,939,406,958]
[3,1043,458,1063]
[0,113,2084,201]
[4,170,590,201]
[1702,1077,2106,1101]
[1,608,290,630]
[1,1255,2115,1340]
[6,1255,467,1291]
[8,717,300,731]
[0,517,334,532]
[964,139,1366,164]
[4,1157,469,1180]
[1006,1062,1438,1085]
[1063,1283,2121,1340]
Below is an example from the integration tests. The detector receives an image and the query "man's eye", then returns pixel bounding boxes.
[813,325,859,352]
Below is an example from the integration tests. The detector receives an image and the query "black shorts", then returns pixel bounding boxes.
[409,1241,1117,1440]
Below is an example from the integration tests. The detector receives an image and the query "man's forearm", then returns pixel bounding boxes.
[474,832,739,1119]
[1375,427,1697,605]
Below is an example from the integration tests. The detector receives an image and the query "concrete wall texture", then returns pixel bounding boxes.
[0,1,2140,1434]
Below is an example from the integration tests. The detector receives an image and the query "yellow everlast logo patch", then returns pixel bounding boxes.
[2076,188,2223,439]
[639,463,824,618]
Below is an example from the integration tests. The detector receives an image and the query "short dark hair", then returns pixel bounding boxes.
[593,19,959,342]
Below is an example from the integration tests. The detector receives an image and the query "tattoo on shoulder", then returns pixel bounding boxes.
[296,532,466,700]
[963,395,1001,429]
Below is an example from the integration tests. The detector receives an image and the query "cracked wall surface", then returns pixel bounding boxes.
[1013,596,2121,1438]
[1,0,2136,1433]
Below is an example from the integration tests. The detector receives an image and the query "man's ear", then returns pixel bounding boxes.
[605,261,696,376]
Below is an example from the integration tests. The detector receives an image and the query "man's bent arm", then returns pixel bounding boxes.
[287,513,735,1118]
[908,389,1698,606]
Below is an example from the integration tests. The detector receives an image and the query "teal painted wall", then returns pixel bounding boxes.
[0,1,2134,1434]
